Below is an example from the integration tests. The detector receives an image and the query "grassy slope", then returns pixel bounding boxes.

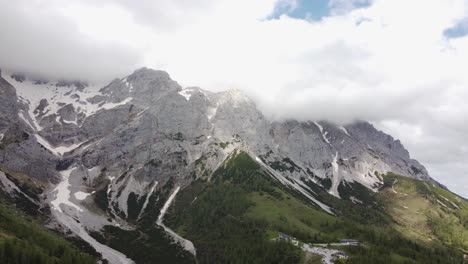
[379,173,468,251]
[166,150,465,264]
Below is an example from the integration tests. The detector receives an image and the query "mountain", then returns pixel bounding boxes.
[0,68,466,264]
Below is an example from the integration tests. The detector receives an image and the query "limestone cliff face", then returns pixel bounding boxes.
[0,67,430,223]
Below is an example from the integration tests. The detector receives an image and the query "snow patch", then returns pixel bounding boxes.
[138,181,158,219]
[436,199,449,208]
[50,168,82,213]
[178,89,193,101]
[74,191,92,200]
[4,73,133,130]
[49,167,134,263]
[51,208,134,264]
[350,196,363,204]
[329,152,341,198]
[4,73,105,127]
[157,186,180,224]
[122,77,134,92]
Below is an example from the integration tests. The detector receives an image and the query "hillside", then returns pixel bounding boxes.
[0,198,95,264]
[165,150,466,264]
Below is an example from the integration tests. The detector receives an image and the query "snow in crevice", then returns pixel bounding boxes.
[350,196,363,204]
[313,121,331,145]
[439,195,461,209]
[62,117,79,126]
[0,133,4,143]
[111,176,151,218]
[0,171,38,204]
[157,186,197,255]
[254,155,334,215]
[138,181,158,219]
[92,97,133,114]
[338,126,352,137]
[206,102,219,120]
[328,152,341,198]
[392,179,399,194]
[18,111,41,131]
[34,134,82,157]
[436,199,449,208]
[451,201,461,209]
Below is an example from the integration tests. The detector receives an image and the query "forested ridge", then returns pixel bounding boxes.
[166,150,466,264]
[0,200,95,264]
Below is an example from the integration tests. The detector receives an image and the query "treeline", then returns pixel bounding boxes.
[0,202,95,264]
[0,237,94,264]
[167,182,302,264]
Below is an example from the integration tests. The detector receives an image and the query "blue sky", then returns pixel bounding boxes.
[444,19,468,38]
[270,0,467,40]
[269,0,372,21]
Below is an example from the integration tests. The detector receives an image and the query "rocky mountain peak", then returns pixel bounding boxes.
[127,67,171,82]
[0,67,435,208]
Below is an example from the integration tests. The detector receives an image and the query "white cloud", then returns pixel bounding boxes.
[1,0,467,197]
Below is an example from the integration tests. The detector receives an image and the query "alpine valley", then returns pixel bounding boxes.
[0,68,466,264]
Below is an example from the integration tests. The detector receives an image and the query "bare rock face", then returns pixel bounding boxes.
[0,68,434,258]
[0,75,59,183]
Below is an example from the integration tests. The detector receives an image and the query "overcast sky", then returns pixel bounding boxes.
[1,0,467,198]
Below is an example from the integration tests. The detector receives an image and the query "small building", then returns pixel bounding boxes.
[291,239,299,246]
[340,239,359,245]
[278,232,292,241]
[333,251,348,260]
[277,232,300,246]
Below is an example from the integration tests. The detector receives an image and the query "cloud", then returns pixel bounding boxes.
[1,0,467,197]
[0,0,144,81]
